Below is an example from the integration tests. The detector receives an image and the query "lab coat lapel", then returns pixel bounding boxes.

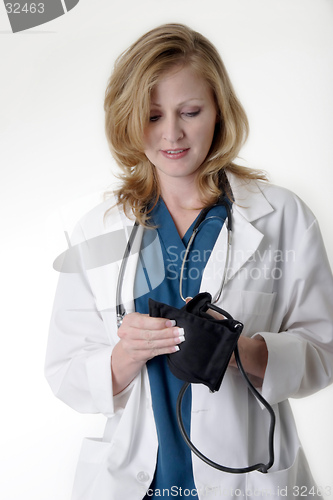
[225,210,264,282]
[118,211,144,314]
[201,173,274,290]
[83,208,142,346]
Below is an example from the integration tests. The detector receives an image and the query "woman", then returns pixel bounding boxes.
[45,24,333,499]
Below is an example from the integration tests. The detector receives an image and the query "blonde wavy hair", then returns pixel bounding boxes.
[104,23,266,225]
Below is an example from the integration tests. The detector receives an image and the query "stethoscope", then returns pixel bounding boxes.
[116,196,232,327]
[115,196,276,474]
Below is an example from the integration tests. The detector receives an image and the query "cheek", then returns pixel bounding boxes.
[143,128,156,151]
[199,122,216,149]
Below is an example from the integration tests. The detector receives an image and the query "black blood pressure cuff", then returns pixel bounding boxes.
[149,292,243,392]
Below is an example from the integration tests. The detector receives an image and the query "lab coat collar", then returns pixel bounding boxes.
[201,171,275,289]
[226,170,274,222]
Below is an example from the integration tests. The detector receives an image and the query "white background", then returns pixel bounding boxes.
[1,0,332,498]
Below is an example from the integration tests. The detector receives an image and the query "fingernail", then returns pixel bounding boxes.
[166,319,177,327]
[175,327,185,337]
[174,346,180,352]
[178,335,185,343]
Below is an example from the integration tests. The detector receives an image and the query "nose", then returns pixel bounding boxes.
[162,115,184,143]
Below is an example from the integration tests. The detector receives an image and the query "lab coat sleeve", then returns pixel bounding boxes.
[258,219,333,406]
[44,221,119,417]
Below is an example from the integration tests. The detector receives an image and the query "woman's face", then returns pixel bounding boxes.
[143,65,218,186]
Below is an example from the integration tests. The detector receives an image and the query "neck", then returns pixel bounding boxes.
[159,176,202,212]
[158,177,203,238]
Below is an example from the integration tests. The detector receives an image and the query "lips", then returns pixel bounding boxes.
[161,148,190,160]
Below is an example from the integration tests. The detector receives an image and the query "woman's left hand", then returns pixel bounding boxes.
[229,335,268,385]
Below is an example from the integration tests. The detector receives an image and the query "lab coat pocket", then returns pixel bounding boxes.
[245,446,320,499]
[225,290,276,335]
[71,437,114,500]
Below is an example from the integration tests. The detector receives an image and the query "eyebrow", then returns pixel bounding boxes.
[150,98,205,107]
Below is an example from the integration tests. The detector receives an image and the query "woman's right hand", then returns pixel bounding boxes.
[111,312,185,395]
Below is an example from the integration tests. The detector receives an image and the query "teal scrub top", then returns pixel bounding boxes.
[134,198,228,498]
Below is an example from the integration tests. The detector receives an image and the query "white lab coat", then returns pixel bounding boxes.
[45,172,333,499]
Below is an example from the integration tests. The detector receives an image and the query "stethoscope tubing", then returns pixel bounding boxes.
[176,345,276,474]
[179,200,232,304]
[116,220,139,328]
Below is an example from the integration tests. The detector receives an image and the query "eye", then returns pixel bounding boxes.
[149,115,161,122]
[183,110,201,118]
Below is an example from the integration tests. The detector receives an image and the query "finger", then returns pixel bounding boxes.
[127,333,184,350]
[139,326,185,342]
[148,344,182,358]
[119,325,185,347]
[121,312,177,331]
[119,319,184,341]
[122,335,185,362]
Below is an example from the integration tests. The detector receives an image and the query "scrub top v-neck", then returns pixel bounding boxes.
[134,198,228,499]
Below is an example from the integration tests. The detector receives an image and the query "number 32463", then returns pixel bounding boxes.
[5,3,45,14]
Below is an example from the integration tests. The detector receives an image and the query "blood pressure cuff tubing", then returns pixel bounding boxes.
[149,292,243,392]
